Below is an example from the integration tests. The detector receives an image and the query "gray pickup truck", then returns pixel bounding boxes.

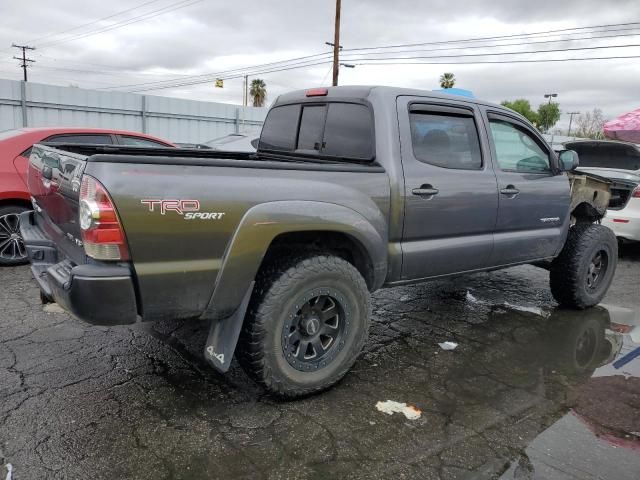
[21,86,616,397]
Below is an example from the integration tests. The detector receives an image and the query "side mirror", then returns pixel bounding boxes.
[558,149,579,171]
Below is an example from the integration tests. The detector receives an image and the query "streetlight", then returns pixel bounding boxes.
[544,93,558,104]
[340,63,355,68]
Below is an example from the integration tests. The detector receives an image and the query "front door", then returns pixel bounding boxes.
[484,111,571,264]
[398,97,499,280]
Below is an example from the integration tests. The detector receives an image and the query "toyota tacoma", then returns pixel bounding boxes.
[20,86,616,397]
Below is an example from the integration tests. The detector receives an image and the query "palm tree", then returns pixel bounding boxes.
[250,79,267,107]
[439,72,456,89]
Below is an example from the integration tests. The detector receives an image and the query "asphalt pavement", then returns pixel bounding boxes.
[1,243,639,479]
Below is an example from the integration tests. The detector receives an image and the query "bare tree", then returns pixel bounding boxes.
[575,108,607,139]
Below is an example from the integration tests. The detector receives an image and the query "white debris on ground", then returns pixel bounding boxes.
[375,400,422,420]
[465,291,480,303]
[438,341,458,351]
[4,463,13,480]
[43,303,65,314]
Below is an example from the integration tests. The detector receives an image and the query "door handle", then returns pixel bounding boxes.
[500,185,520,197]
[412,185,439,197]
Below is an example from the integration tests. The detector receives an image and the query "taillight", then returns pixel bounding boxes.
[79,175,129,261]
[632,186,640,198]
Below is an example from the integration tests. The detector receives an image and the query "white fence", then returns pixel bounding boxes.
[0,79,268,143]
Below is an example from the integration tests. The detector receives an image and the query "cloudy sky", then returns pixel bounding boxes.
[2,0,640,130]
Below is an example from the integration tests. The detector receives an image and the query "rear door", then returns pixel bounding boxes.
[484,111,570,264]
[397,97,499,280]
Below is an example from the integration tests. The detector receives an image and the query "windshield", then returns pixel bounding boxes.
[568,142,640,171]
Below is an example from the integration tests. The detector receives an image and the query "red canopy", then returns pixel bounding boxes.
[604,108,640,143]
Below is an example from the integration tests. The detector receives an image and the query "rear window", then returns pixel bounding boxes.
[569,143,640,171]
[259,105,300,151]
[259,102,374,161]
[323,103,373,159]
[297,105,326,151]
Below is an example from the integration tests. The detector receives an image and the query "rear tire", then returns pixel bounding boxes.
[550,224,618,309]
[237,254,371,398]
[0,205,30,266]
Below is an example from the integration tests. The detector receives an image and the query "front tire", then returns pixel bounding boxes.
[237,255,371,398]
[0,205,30,266]
[550,224,618,309]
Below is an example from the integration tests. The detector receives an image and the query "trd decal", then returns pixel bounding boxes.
[141,199,225,220]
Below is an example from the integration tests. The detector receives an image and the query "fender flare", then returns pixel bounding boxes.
[202,200,387,372]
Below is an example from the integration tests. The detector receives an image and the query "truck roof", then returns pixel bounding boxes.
[274,85,521,119]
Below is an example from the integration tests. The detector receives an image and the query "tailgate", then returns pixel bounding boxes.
[28,144,89,264]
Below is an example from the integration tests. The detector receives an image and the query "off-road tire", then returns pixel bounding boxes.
[237,254,371,398]
[550,224,617,309]
[0,205,30,266]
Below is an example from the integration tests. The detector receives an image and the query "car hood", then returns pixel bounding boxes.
[576,167,640,183]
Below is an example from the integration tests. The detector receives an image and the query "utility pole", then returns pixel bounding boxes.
[12,44,36,82]
[332,0,341,86]
[567,111,580,137]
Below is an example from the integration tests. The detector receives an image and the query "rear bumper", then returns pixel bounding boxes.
[603,202,640,242]
[20,211,138,325]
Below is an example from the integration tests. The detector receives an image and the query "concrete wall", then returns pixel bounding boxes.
[0,78,267,143]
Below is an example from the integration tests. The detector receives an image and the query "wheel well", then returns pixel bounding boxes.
[0,198,32,211]
[263,231,376,290]
[572,201,604,224]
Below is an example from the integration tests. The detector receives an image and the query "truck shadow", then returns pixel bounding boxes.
[619,240,640,261]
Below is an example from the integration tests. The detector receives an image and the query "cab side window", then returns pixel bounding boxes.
[489,120,551,173]
[409,112,482,170]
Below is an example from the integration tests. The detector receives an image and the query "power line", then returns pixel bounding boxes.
[340,42,640,63]
[342,21,640,52]
[126,60,334,92]
[100,51,334,90]
[122,42,640,92]
[351,54,640,66]
[101,20,640,92]
[342,30,640,58]
[22,0,168,45]
[37,0,203,49]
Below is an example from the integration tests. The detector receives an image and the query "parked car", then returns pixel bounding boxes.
[20,86,615,397]
[204,133,259,152]
[566,140,640,242]
[0,127,175,266]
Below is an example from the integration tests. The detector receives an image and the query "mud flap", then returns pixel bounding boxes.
[203,281,254,373]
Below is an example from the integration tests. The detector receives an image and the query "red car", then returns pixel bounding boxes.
[0,127,175,266]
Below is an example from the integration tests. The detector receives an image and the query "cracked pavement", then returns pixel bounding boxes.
[1,243,640,479]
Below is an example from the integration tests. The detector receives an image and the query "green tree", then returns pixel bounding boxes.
[501,99,538,124]
[537,102,561,132]
[250,78,267,107]
[439,72,456,89]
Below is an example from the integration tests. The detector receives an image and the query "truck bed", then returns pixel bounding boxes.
[27,143,391,322]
